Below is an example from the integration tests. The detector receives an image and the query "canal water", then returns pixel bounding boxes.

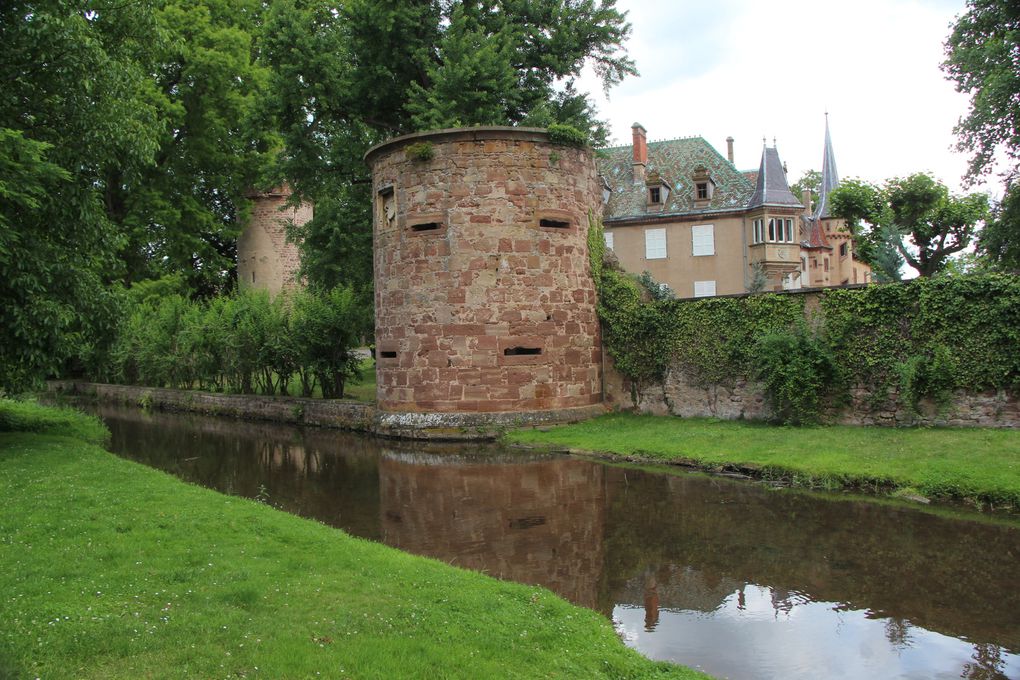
[88,402,1020,680]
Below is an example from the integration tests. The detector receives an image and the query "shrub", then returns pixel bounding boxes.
[546,123,588,147]
[754,325,840,425]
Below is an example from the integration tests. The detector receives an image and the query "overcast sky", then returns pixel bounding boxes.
[578,0,982,195]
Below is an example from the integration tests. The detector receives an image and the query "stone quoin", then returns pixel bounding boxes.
[365,127,603,414]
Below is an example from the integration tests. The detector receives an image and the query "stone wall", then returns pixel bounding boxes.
[48,381,606,440]
[237,186,311,297]
[605,358,1020,428]
[366,127,602,414]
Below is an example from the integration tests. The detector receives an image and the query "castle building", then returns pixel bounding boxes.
[598,119,870,297]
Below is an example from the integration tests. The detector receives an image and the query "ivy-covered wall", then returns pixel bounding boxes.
[596,258,1020,427]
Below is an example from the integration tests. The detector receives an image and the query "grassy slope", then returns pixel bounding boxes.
[0,402,700,679]
[507,413,1020,508]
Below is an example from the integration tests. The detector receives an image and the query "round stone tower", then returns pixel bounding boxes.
[365,127,602,414]
[237,185,311,297]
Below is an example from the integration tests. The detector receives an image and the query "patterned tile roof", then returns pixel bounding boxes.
[598,137,755,221]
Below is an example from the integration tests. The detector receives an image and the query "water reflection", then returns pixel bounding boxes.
[90,402,1020,680]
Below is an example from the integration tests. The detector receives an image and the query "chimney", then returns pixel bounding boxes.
[726,136,734,163]
[802,189,812,216]
[632,122,647,183]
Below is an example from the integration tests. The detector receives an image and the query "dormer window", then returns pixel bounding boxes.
[692,165,714,206]
[645,171,670,207]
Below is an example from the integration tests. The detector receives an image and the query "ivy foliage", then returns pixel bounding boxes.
[753,325,839,425]
[596,270,1020,424]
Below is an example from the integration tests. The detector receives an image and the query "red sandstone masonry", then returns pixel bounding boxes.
[366,127,603,413]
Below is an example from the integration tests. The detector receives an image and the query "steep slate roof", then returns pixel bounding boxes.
[813,117,840,220]
[748,145,803,209]
[598,137,755,221]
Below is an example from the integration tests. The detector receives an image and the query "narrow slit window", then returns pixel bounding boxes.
[410,221,442,232]
[503,346,542,356]
[379,351,397,359]
[539,218,570,229]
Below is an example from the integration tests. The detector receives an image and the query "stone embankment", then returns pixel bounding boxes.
[604,365,1020,428]
[48,381,605,440]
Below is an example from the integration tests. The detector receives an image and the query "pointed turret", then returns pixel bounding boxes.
[748,143,802,209]
[814,115,840,219]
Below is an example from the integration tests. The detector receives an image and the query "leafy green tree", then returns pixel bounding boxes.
[830,174,988,278]
[977,183,1020,272]
[828,179,904,282]
[790,169,822,212]
[0,1,162,393]
[943,0,1020,183]
[112,0,276,294]
[261,0,634,290]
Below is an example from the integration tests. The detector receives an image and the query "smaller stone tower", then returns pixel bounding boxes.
[237,185,311,297]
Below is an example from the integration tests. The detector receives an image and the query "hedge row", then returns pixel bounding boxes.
[90,286,371,398]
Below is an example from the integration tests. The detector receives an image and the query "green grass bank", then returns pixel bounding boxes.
[0,401,701,679]
[506,413,1020,510]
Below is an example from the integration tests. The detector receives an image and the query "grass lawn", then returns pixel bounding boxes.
[506,412,1020,510]
[0,400,701,679]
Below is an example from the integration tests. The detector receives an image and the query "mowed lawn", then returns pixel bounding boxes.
[507,413,1020,509]
[0,401,702,679]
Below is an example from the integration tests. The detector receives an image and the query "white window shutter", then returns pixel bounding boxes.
[694,280,716,298]
[692,224,714,256]
[645,228,667,259]
[604,232,614,250]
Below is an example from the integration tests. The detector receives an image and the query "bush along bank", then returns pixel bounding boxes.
[0,399,704,679]
[75,284,372,399]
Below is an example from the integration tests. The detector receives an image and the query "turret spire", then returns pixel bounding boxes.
[814,115,840,219]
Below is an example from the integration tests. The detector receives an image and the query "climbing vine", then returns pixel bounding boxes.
[595,272,1020,423]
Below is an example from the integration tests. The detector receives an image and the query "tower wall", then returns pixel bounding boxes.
[238,186,310,297]
[366,127,602,413]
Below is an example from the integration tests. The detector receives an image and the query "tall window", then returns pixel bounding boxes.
[696,182,709,199]
[692,224,714,256]
[649,187,661,204]
[645,228,667,259]
[766,217,795,243]
[753,218,765,244]
[604,231,614,250]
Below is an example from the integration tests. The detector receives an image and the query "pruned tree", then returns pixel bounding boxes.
[830,173,988,279]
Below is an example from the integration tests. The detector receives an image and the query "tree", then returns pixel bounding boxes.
[111,0,276,295]
[790,169,821,213]
[943,2,1020,276]
[977,183,1020,272]
[0,0,162,393]
[943,0,1020,183]
[260,0,635,290]
[828,179,904,282]
[830,173,988,278]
